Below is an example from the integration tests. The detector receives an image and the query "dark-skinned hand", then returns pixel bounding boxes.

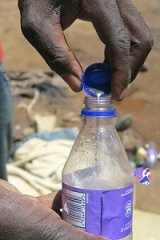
[18,0,153,100]
[0,180,109,240]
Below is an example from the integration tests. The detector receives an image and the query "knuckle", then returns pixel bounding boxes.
[21,14,40,37]
[32,214,63,240]
[114,27,130,55]
[117,35,130,48]
[49,220,74,239]
[19,5,44,40]
[117,38,130,54]
[140,30,154,52]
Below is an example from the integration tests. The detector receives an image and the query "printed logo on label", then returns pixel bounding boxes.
[125,200,132,218]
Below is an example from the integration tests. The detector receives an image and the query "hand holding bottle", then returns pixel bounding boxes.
[0,180,109,240]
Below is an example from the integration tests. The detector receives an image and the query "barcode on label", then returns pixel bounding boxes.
[63,189,86,228]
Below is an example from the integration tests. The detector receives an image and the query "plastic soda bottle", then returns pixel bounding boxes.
[62,63,134,240]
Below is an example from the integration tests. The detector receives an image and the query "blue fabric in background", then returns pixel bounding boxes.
[11,128,78,155]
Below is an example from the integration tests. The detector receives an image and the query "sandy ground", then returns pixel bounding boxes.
[134,209,160,240]
[0,0,160,239]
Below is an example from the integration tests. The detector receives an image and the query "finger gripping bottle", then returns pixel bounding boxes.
[62,64,134,240]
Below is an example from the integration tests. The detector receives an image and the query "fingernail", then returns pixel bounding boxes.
[120,88,128,101]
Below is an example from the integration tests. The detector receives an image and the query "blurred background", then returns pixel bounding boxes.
[0,0,160,239]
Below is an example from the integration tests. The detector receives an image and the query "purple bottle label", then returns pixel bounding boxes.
[62,183,134,240]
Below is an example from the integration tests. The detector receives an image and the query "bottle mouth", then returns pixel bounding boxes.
[84,95,112,105]
[81,96,117,118]
[82,63,112,97]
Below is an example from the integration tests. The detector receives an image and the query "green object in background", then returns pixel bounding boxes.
[133,155,145,168]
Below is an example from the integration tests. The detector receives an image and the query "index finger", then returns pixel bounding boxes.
[89,0,131,101]
[18,0,82,92]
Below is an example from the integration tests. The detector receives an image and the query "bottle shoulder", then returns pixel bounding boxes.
[63,127,133,190]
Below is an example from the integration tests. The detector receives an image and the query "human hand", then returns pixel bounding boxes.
[18,0,153,101]
[0,180,109,240]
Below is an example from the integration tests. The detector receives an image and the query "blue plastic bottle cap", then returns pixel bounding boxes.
[82,63,112,97]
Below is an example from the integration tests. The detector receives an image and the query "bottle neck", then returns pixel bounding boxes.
[81,96,116,118]
[82,117,114,129]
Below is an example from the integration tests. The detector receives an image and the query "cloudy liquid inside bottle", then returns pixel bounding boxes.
[94,89,133,240]
[93,90,132,240]
[62,92,133,240]
[88,87,105,99]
